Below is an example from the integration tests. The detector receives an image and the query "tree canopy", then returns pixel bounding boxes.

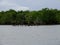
[0,8,60,25]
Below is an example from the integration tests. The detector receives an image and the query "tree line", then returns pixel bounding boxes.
[0,8,60,25]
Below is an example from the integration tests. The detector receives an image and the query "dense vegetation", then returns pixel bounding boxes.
[0,8,60,25]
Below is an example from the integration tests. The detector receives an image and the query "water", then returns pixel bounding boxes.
[0,25,60,45]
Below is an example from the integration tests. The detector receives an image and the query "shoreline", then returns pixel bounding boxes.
[0,24,60,26]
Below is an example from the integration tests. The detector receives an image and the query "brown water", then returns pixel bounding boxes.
[0,25,60,45]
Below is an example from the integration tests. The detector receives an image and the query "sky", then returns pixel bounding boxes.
[0,0,60,11]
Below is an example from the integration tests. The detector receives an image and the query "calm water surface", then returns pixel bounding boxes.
[0,25,60,45]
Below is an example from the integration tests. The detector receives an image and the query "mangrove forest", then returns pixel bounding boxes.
[0,8,60,25]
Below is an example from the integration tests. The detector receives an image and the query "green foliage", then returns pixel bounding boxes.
[0,8,60,25]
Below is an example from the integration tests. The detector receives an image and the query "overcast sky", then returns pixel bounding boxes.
[0,0,60,11]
